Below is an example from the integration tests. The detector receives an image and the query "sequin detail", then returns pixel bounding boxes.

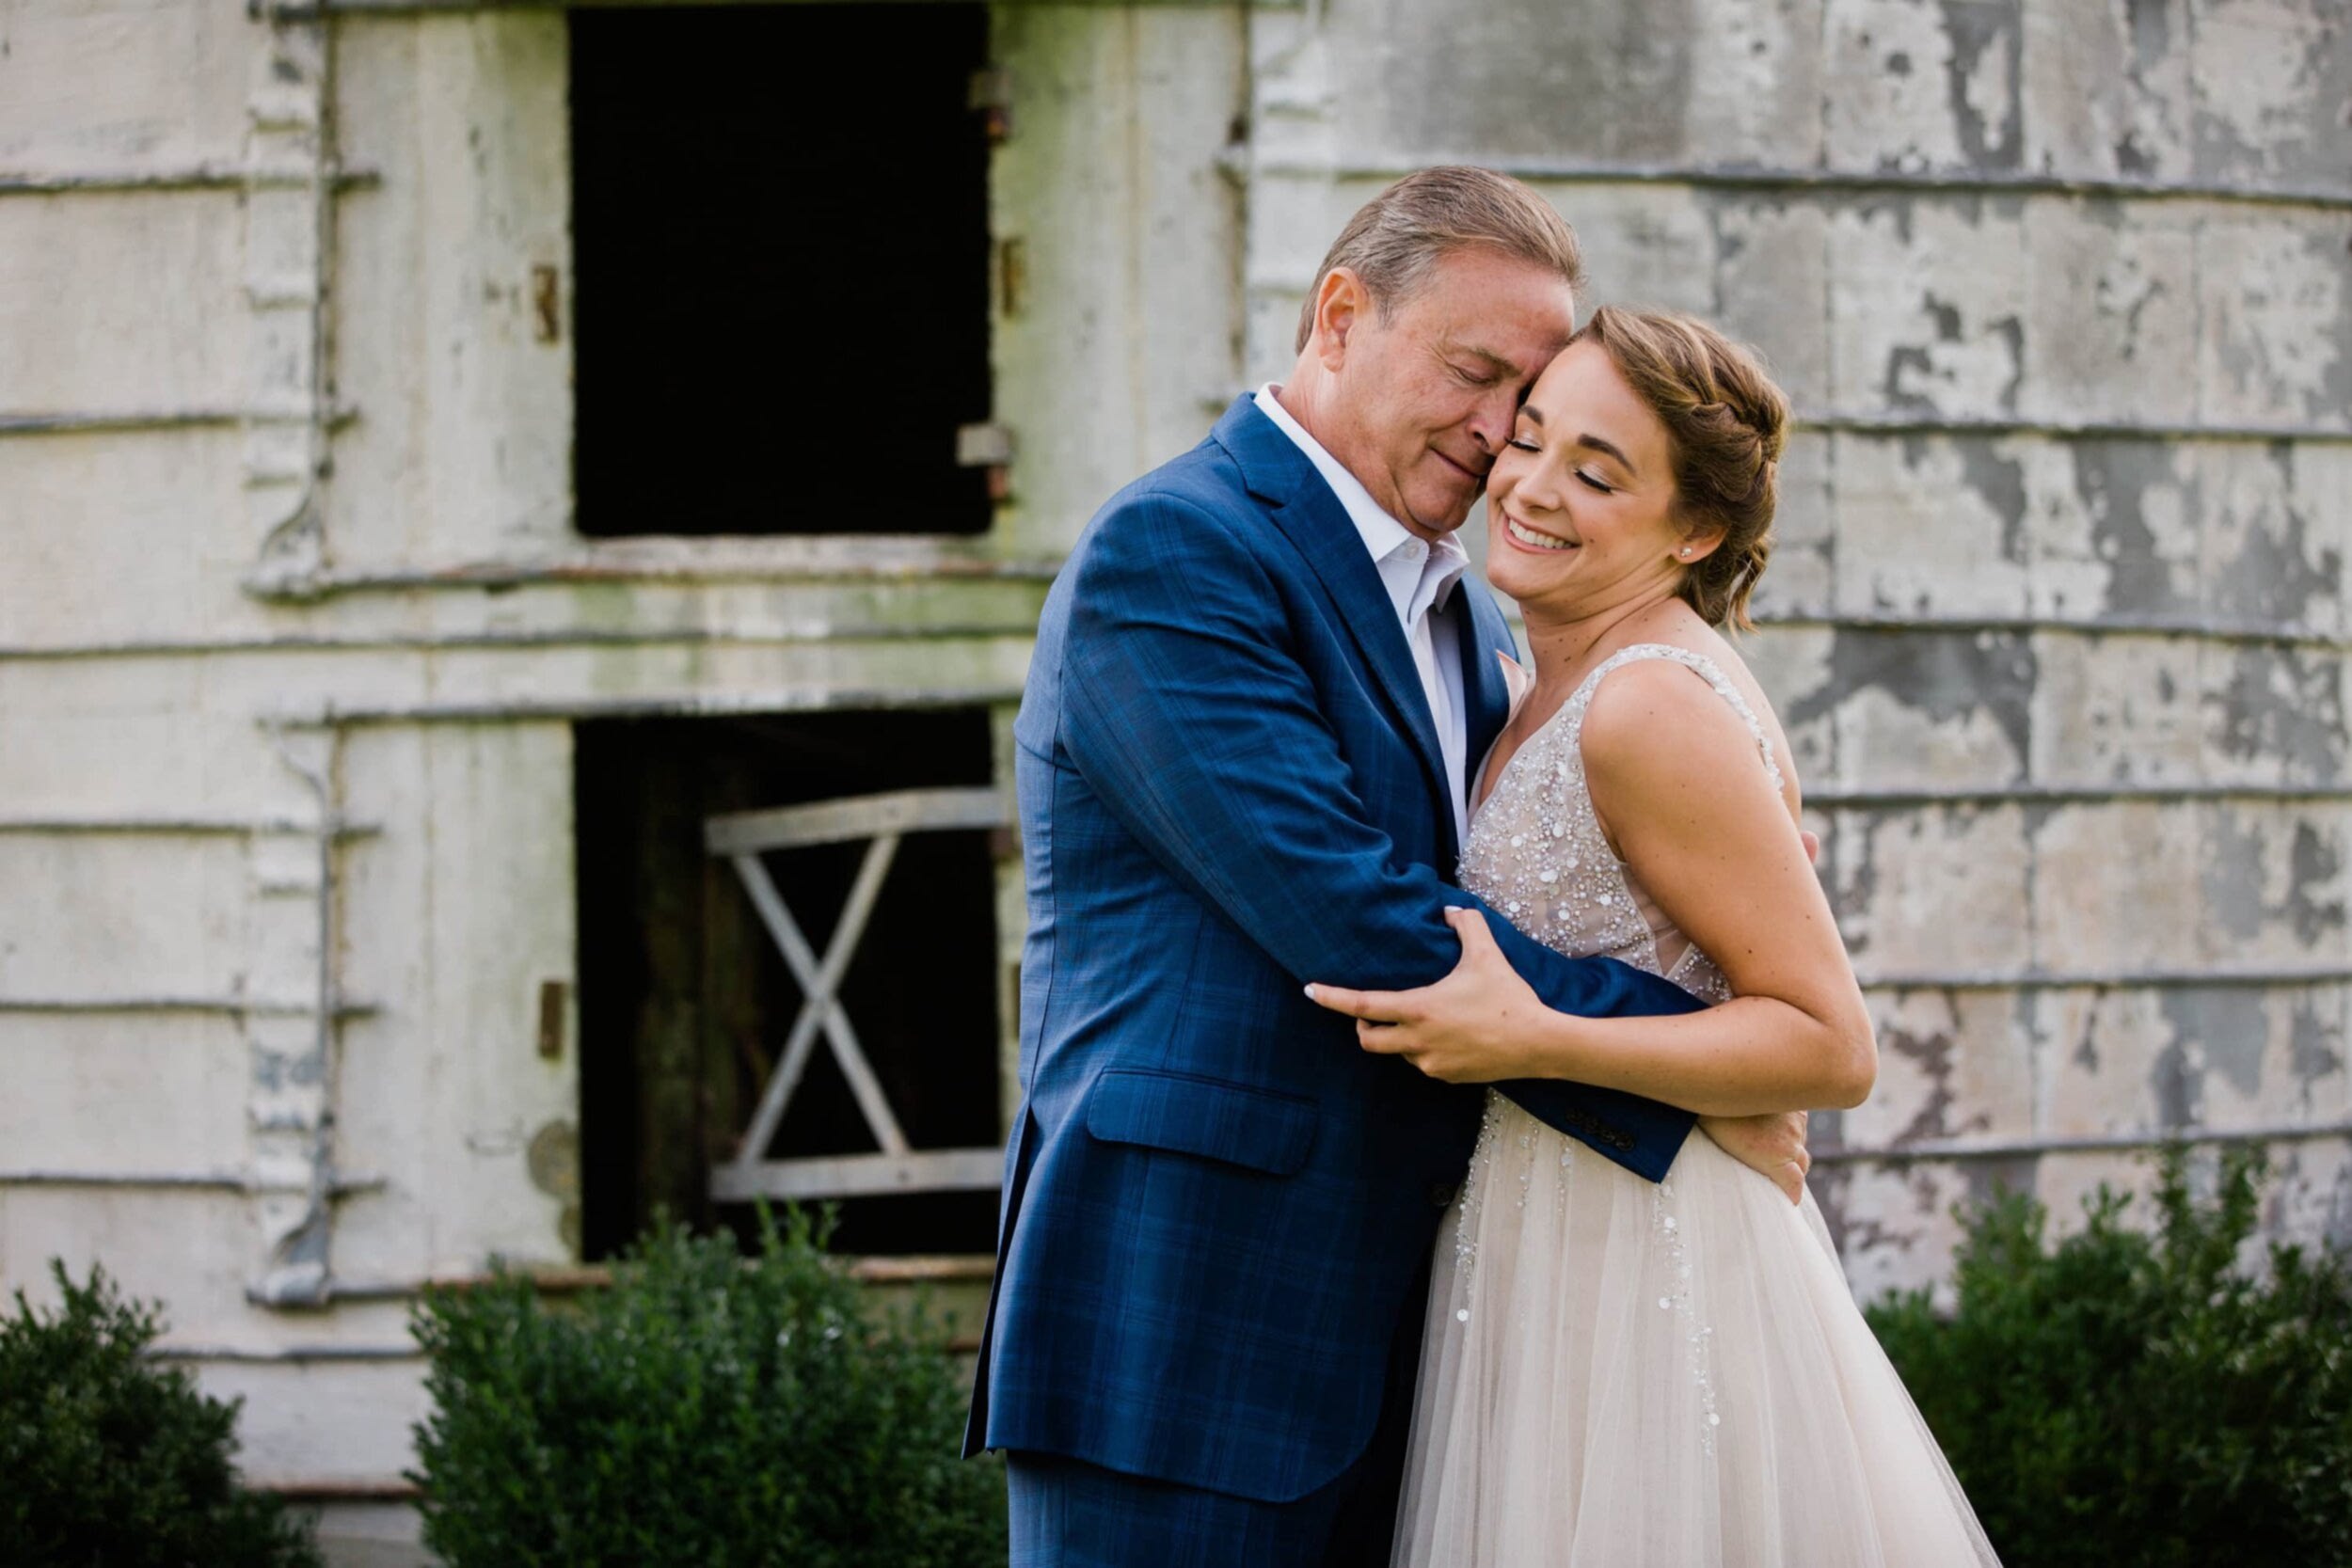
[1446,1095,1504,1323]
[1654,1180,1722,1457]
[1447,643,1774,1453]
[1457,643,1774,1007]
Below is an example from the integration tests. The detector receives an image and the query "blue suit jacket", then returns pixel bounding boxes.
[966,397,1702,1503]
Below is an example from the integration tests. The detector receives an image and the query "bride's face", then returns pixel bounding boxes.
[1485,340,1718,617]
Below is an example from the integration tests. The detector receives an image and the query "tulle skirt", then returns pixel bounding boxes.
[1392,1095,2001,1567]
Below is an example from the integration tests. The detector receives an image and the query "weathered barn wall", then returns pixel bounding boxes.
[0,2,1239,1557]
[1242,0,2352,1304]
[1,0,2344,1560]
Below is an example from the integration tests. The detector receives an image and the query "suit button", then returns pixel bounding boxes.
[1427,1182,1457,1211]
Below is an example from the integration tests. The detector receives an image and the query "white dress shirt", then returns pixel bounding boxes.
[1255,385,1471,847]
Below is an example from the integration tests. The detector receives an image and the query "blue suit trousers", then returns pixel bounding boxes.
[1007,1251,1431,1567]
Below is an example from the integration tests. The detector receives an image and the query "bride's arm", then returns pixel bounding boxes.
[1308,660,1875,1116]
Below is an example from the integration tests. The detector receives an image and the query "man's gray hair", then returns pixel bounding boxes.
[1294,166,1589,353]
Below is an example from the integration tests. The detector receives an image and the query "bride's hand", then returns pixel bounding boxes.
[1304,907,1548,1083]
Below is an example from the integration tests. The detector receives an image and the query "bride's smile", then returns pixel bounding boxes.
[1482,338,1725,622]
[1496,508,1577,551]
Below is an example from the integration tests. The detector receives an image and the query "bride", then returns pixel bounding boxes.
[1309,307,2000,1566]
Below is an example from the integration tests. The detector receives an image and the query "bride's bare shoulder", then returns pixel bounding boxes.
[1579,655,1751,760]
[1691,632,1802,797]
[1672,623,1778,721]
[1577,640,1799,810]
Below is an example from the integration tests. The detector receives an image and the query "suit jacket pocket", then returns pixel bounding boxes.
[1084,1068,1318,1177]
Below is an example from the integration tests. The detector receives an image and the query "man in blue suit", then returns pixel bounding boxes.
[968,167,1810,1564]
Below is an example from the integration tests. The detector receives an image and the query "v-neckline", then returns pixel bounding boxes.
[1470,684,1575,821]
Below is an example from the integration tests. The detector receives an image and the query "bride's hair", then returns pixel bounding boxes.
[1574,307,1788,631]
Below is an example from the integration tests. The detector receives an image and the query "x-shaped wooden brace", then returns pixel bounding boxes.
[726,832,909,1165]
[704,787,1010,1201]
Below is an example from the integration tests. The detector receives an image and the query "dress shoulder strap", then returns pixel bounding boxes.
[1561,643,1784,793]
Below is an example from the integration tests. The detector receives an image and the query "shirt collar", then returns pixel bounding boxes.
[1255,385,1468,619]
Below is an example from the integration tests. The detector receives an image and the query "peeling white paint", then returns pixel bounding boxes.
[1,2,2346,1549]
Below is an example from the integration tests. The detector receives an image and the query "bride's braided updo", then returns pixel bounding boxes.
[1574,307,1788,630]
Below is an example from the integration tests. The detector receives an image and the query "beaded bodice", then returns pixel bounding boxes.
[1459,644,1784,1004]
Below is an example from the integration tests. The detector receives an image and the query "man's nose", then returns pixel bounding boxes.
[1466,392,1516,455]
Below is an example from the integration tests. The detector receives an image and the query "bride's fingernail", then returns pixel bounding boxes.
[1302,984,1318,1000]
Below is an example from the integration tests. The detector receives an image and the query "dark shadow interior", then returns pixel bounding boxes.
[569,4,994,537]
[576,708,1003,1259]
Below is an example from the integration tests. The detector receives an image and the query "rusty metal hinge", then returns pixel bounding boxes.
[968,67,1011,144]
[957,422,1014,501]
[531,265,562,343]
[537,979,567,1060]
[996,235,1026,318]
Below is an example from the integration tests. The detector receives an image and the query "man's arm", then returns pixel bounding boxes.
[1054,490,1698,1179]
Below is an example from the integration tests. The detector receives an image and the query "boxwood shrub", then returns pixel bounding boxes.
[1868,1147,2352,1567]
[408,1207,1005,1567]
[0,1262,322,1568]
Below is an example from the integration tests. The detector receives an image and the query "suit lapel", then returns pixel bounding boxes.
[1458,578,1518,803]
[1214,397,1456,862]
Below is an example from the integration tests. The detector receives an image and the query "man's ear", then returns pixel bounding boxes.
[1311,267,1368,372]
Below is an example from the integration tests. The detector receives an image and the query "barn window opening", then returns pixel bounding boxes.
[568,4,995,538]
[575,709,1005,1259]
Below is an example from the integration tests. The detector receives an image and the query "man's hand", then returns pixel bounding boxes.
[1699,1110,1810,1204]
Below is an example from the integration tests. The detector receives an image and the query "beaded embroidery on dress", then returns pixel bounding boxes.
[1391,644,2000,1568]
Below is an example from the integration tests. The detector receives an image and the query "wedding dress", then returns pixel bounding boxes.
[1392,643,2000,1567]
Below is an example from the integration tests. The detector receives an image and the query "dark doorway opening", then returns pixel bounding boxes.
[576,709,1003,1259]
[568,4,994,537]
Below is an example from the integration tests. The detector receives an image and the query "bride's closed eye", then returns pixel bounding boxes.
[1504,434,1616,495]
